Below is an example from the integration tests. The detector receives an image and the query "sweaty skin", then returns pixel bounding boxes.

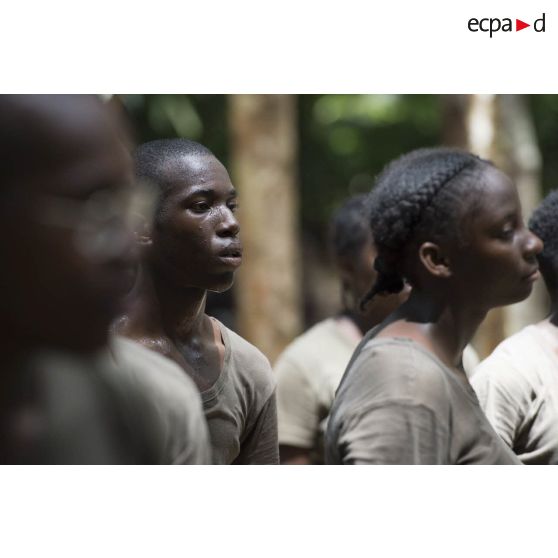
[115,148,278,464]
[116,155,239,391]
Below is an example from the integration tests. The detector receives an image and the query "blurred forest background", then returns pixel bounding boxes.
[116,94,558,362]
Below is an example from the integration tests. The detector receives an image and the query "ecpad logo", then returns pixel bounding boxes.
[468,13,546,37]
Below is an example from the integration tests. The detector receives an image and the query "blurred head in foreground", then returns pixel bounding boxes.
[0,95,135,354]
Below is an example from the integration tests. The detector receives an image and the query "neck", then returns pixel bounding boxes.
[393,289,487,368]
[117,263,207,341]
[342,310,381,336]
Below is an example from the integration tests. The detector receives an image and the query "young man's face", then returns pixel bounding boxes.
[149,154,242,293]
[0,96,136,353]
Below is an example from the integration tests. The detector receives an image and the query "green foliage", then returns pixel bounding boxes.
[121,95,558,238]
[121,94,442,241]
[298,94,441,238]
[120,94,229,164]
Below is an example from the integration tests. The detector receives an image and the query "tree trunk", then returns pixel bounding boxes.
[228,95,302,363]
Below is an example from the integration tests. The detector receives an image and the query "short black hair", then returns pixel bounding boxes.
[529,190,558,292]
[361,147,491,308]
[134,138,214,189]
[329,194,371,262]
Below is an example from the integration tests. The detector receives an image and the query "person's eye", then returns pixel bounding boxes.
[191,201,211,213]
[228,201,238,213]
[499,224,515,240]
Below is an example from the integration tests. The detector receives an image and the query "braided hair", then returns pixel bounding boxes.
[361,148,491,310]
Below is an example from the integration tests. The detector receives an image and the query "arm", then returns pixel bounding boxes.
[233,394,279,465]
[471,359,528,449]
[338,402,449,465]
[275,356,321,464]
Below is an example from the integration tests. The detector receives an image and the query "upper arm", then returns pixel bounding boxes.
[472,358,529,448]
[234,393,279,465]
[338,401,450,464]
[275,356,320,449]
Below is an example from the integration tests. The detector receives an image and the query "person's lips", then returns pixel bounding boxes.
[217,244,243,268]
[523,266,540,283]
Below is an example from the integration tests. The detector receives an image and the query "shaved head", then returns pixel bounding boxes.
[134,138,214,190]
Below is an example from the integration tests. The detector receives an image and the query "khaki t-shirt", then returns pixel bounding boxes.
[110,336,211,465]
[472,321,558,465]
[325,333,520,465]
[276,317,481,463]
[275,318,357,462]
[202,320,279,465]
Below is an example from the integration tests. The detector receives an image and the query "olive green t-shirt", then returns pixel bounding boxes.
[325,333,520,465]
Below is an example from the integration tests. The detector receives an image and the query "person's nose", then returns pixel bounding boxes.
[216,206,240,238]
[523,229,543,260]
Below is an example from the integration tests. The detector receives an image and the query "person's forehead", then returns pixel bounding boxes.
[462,166,519,239]
[476,166,518,214]
[163,154,234,193]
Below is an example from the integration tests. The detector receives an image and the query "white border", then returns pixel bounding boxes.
[1,1,556,92]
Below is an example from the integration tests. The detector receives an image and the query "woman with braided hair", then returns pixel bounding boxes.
[325,147,542,464]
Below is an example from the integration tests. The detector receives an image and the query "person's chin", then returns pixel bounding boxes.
[500,282,534,306]
[207,272,235,293]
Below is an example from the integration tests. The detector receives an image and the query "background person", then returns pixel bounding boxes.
[275,195,407,464]
[472,190,558,464]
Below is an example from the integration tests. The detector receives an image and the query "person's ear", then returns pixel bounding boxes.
[418,242,452,278]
